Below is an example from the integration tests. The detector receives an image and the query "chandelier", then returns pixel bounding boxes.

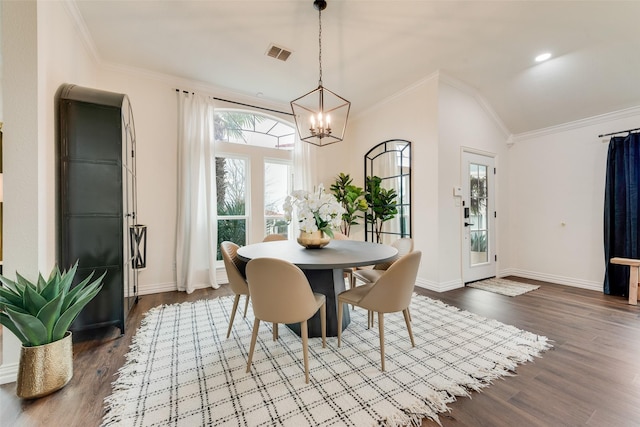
[291,0,350,147]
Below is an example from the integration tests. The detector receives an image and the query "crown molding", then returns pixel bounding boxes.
[511,105,640,143]
[63,0,101,64]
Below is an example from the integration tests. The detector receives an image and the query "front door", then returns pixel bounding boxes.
[462,151,496,283]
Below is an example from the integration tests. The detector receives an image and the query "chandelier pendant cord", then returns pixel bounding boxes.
[318,6,323,87]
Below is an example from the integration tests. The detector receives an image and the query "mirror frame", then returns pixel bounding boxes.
[364,139,412,243]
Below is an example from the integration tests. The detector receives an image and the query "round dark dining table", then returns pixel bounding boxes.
[237,239,398,337]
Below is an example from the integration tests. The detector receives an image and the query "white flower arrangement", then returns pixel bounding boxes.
[283,184,345,238]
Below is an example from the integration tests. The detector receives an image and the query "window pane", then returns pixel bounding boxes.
[215,110,295,150]
[216,157,246,216]
[264,161,291,237]
[265,218,289,238]
[216,219,246,260]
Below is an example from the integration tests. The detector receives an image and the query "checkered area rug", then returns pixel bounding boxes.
[466,278,540,297]
[102,294,550,427]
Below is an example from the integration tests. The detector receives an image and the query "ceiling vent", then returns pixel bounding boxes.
[266,44,292,62]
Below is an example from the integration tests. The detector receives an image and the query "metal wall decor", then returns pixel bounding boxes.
[130,224,147,269]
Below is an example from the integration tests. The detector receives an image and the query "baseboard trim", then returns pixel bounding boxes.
[415,277,464,292]
[0,362,18,385]
[500,268,602,292]
[138,269,229,296]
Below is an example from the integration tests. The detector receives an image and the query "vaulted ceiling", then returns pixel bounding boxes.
[72,0,640,135]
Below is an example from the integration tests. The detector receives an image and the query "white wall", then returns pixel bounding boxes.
[1,0,98,382]
[341,75,440,286]
[506,109,640,290]
[437,78,511,288]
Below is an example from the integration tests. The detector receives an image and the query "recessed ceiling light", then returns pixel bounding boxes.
[535,52,552,62]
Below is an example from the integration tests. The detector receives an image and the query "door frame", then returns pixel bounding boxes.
[461,148,497,283]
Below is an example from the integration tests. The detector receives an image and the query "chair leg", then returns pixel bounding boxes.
[226,294,241,339]
[243,295,250,318]
[403,308,415,347]
[320,302,326,348]
[337,299,343,347]
[301,320,310,384]
[378,312,385,371]
[273,323,278,341]
[246,317,261,373]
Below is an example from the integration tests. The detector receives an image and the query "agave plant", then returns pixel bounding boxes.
[0,262,105,347]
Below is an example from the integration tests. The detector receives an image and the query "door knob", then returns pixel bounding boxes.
[464,222,474,227]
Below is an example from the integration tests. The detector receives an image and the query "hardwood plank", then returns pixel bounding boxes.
[2,279,639,427]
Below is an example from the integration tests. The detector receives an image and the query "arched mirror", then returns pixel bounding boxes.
[364,139,411,244]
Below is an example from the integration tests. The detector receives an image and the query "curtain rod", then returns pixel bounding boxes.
[175,89,293,116]
[598,127,640,138]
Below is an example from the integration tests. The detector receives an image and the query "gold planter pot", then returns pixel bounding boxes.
[16,331,73,399]
[297,230,331,249]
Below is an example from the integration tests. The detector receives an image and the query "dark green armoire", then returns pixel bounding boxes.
[57,84,139,334]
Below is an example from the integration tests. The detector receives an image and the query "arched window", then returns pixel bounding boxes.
[214,110,294,258]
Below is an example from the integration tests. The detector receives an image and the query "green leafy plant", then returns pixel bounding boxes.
[365,176,398,243]
[0,262,105,347]
[330,173,368,237]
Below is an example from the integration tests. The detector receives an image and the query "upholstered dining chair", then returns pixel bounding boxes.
[337,250,422,371]
[262,234,287,242]
[245,257,326,384]
[352,237,414,286]
[220,241,250,339]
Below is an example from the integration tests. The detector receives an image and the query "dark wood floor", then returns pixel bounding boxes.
[2,277,639,427]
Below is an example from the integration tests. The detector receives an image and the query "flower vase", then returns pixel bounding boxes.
[297,230,331,249]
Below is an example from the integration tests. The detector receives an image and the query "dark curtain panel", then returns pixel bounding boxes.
[603,133,640,295]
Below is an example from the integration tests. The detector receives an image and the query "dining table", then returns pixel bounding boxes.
[237,239,398,337]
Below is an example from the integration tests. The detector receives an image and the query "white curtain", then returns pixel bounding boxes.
[176,92,220,293]
[293,134,317,192]
[291,134,317,236]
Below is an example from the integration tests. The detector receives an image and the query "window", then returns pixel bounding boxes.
[216,156,248,260]
[264,160,292,238]
[214,109,294,253]
[215,110,295,150]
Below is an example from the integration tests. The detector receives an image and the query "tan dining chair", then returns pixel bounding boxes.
[337,250,422,371]
[262,234,287,242]
[245,257,326,384]
[352,237,414,286]
[220,241,251,339]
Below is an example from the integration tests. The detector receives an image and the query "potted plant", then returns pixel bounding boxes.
[365,176,398,243]
[330,173,368,237]
[0,261,105,398]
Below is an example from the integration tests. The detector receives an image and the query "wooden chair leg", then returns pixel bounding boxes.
[246,317,261,373]
[320,302,326,348]
[226,294,241,339]
[301,320,310,384]
[337,299,343,347]
[407,306,412,322]
[378,312,385,372]
[273,323,278,341]
[243,295,250,318]
[403,308,415,347]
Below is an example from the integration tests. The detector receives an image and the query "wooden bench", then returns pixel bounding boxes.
[610,257,640,305]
